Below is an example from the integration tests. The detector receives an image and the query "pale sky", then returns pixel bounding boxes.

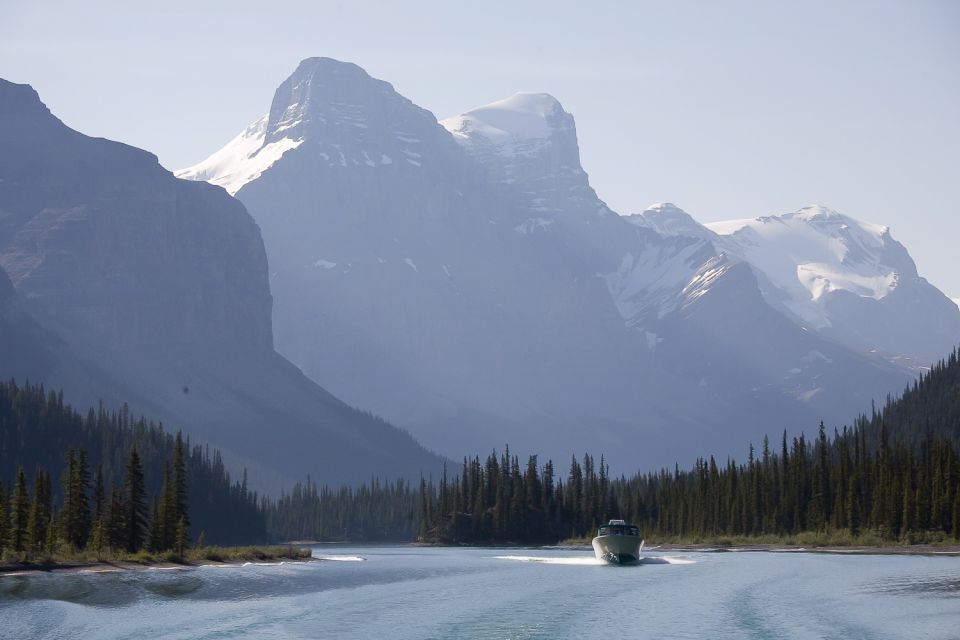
[2,0,958,297]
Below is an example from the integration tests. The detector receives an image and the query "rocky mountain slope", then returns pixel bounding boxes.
[0,77,445,489]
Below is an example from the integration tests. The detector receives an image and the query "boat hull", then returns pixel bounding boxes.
[592,534,642,564]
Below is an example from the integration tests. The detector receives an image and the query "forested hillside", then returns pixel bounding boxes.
[417,349,960,544]
[5,348,957,548]
[0,380,265,547]
[861,347,960,449]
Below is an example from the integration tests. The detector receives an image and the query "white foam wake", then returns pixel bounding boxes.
[315,555,366,562]
[494,554,696,566]
[641,556,696,565]
[494,555,604,565]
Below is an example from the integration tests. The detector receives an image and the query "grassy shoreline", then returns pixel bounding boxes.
[0,545,313,576]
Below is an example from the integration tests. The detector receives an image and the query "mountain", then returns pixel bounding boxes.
[179,59,654,461]
[180,57,918,471]
[630,203,960,364]
[0,77,444,489]
[626,202,712,239]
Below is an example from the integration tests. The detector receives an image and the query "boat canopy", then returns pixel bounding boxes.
[598,522,639,537]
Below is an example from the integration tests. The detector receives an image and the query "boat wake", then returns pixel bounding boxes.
[314,555,366,562]
[494,555,695,566]
[494,555,604,565]
[639,556,696,565]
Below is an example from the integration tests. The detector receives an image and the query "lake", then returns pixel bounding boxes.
[2,546,958,639]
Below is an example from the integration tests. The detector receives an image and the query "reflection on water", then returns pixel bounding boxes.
[870,572,960,597]
[143,576,204,597]
[1,546,958,639]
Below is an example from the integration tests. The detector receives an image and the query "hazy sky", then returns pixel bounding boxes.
[3,0,958,296]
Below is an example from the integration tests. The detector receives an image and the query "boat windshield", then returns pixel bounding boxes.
[598,525,639,537]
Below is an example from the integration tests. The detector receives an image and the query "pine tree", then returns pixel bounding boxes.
[173,432,189,534]
[124,448,148,552]
[43,514,57,556]
[60,448,76,545]
[0,481,9,554]
[88,517,106,561]
[148,498,163,552]
[10,467,29,553]
[24,470,49,559]
[160,462,175,549]
[175,516,189,559]
[92,465,105,522]
[61,449,91,549]
[106,488,127,550]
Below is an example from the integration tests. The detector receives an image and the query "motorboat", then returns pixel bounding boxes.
[592,519,643,564]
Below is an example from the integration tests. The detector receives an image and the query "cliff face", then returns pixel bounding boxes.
[0,79,273,351]
[0,78,445,490]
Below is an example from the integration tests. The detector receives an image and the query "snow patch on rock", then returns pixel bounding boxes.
[175,115,303,196]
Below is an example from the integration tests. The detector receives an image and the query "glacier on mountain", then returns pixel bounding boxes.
[704,205,898,328]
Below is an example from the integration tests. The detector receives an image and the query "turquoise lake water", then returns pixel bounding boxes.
[2,545,958,639]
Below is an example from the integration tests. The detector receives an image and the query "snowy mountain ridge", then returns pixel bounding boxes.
[440,92,609,222]
[174,56,956,470]
[627,202,960,362]
[178,57,449,196]
[705,204,900,327]
[626,202,714,239]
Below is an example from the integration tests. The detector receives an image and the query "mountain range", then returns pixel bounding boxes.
[0,77,444,490]
[177,57,960,470]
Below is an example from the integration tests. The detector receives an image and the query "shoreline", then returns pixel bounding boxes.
[0,556,319,577]
[416,539,960,556]
[657,543,960,556]
[4,541,958,576]
[0,545,316,577]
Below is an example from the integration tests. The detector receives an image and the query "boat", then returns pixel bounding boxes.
[592,519,643,564]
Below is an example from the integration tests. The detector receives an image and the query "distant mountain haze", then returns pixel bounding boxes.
[0,77,446,491]
[179,58,957,470]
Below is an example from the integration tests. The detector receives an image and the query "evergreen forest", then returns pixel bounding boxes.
[3,348,959,552]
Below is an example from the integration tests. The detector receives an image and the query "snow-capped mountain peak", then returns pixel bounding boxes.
[702,204,959,361]
[440,92,585,188]
[178,57,451,195]
[705,204,906,318]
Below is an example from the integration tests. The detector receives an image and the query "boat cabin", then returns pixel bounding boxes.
[598,519,639,537]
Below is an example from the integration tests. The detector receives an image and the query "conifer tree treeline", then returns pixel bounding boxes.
[0,441,202,560]
[265,477,419,542]
[0,380,266,549]
[861,347,960,450]
[416,350,960,543]
[415,428,959,544]
[4,348,959,548]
